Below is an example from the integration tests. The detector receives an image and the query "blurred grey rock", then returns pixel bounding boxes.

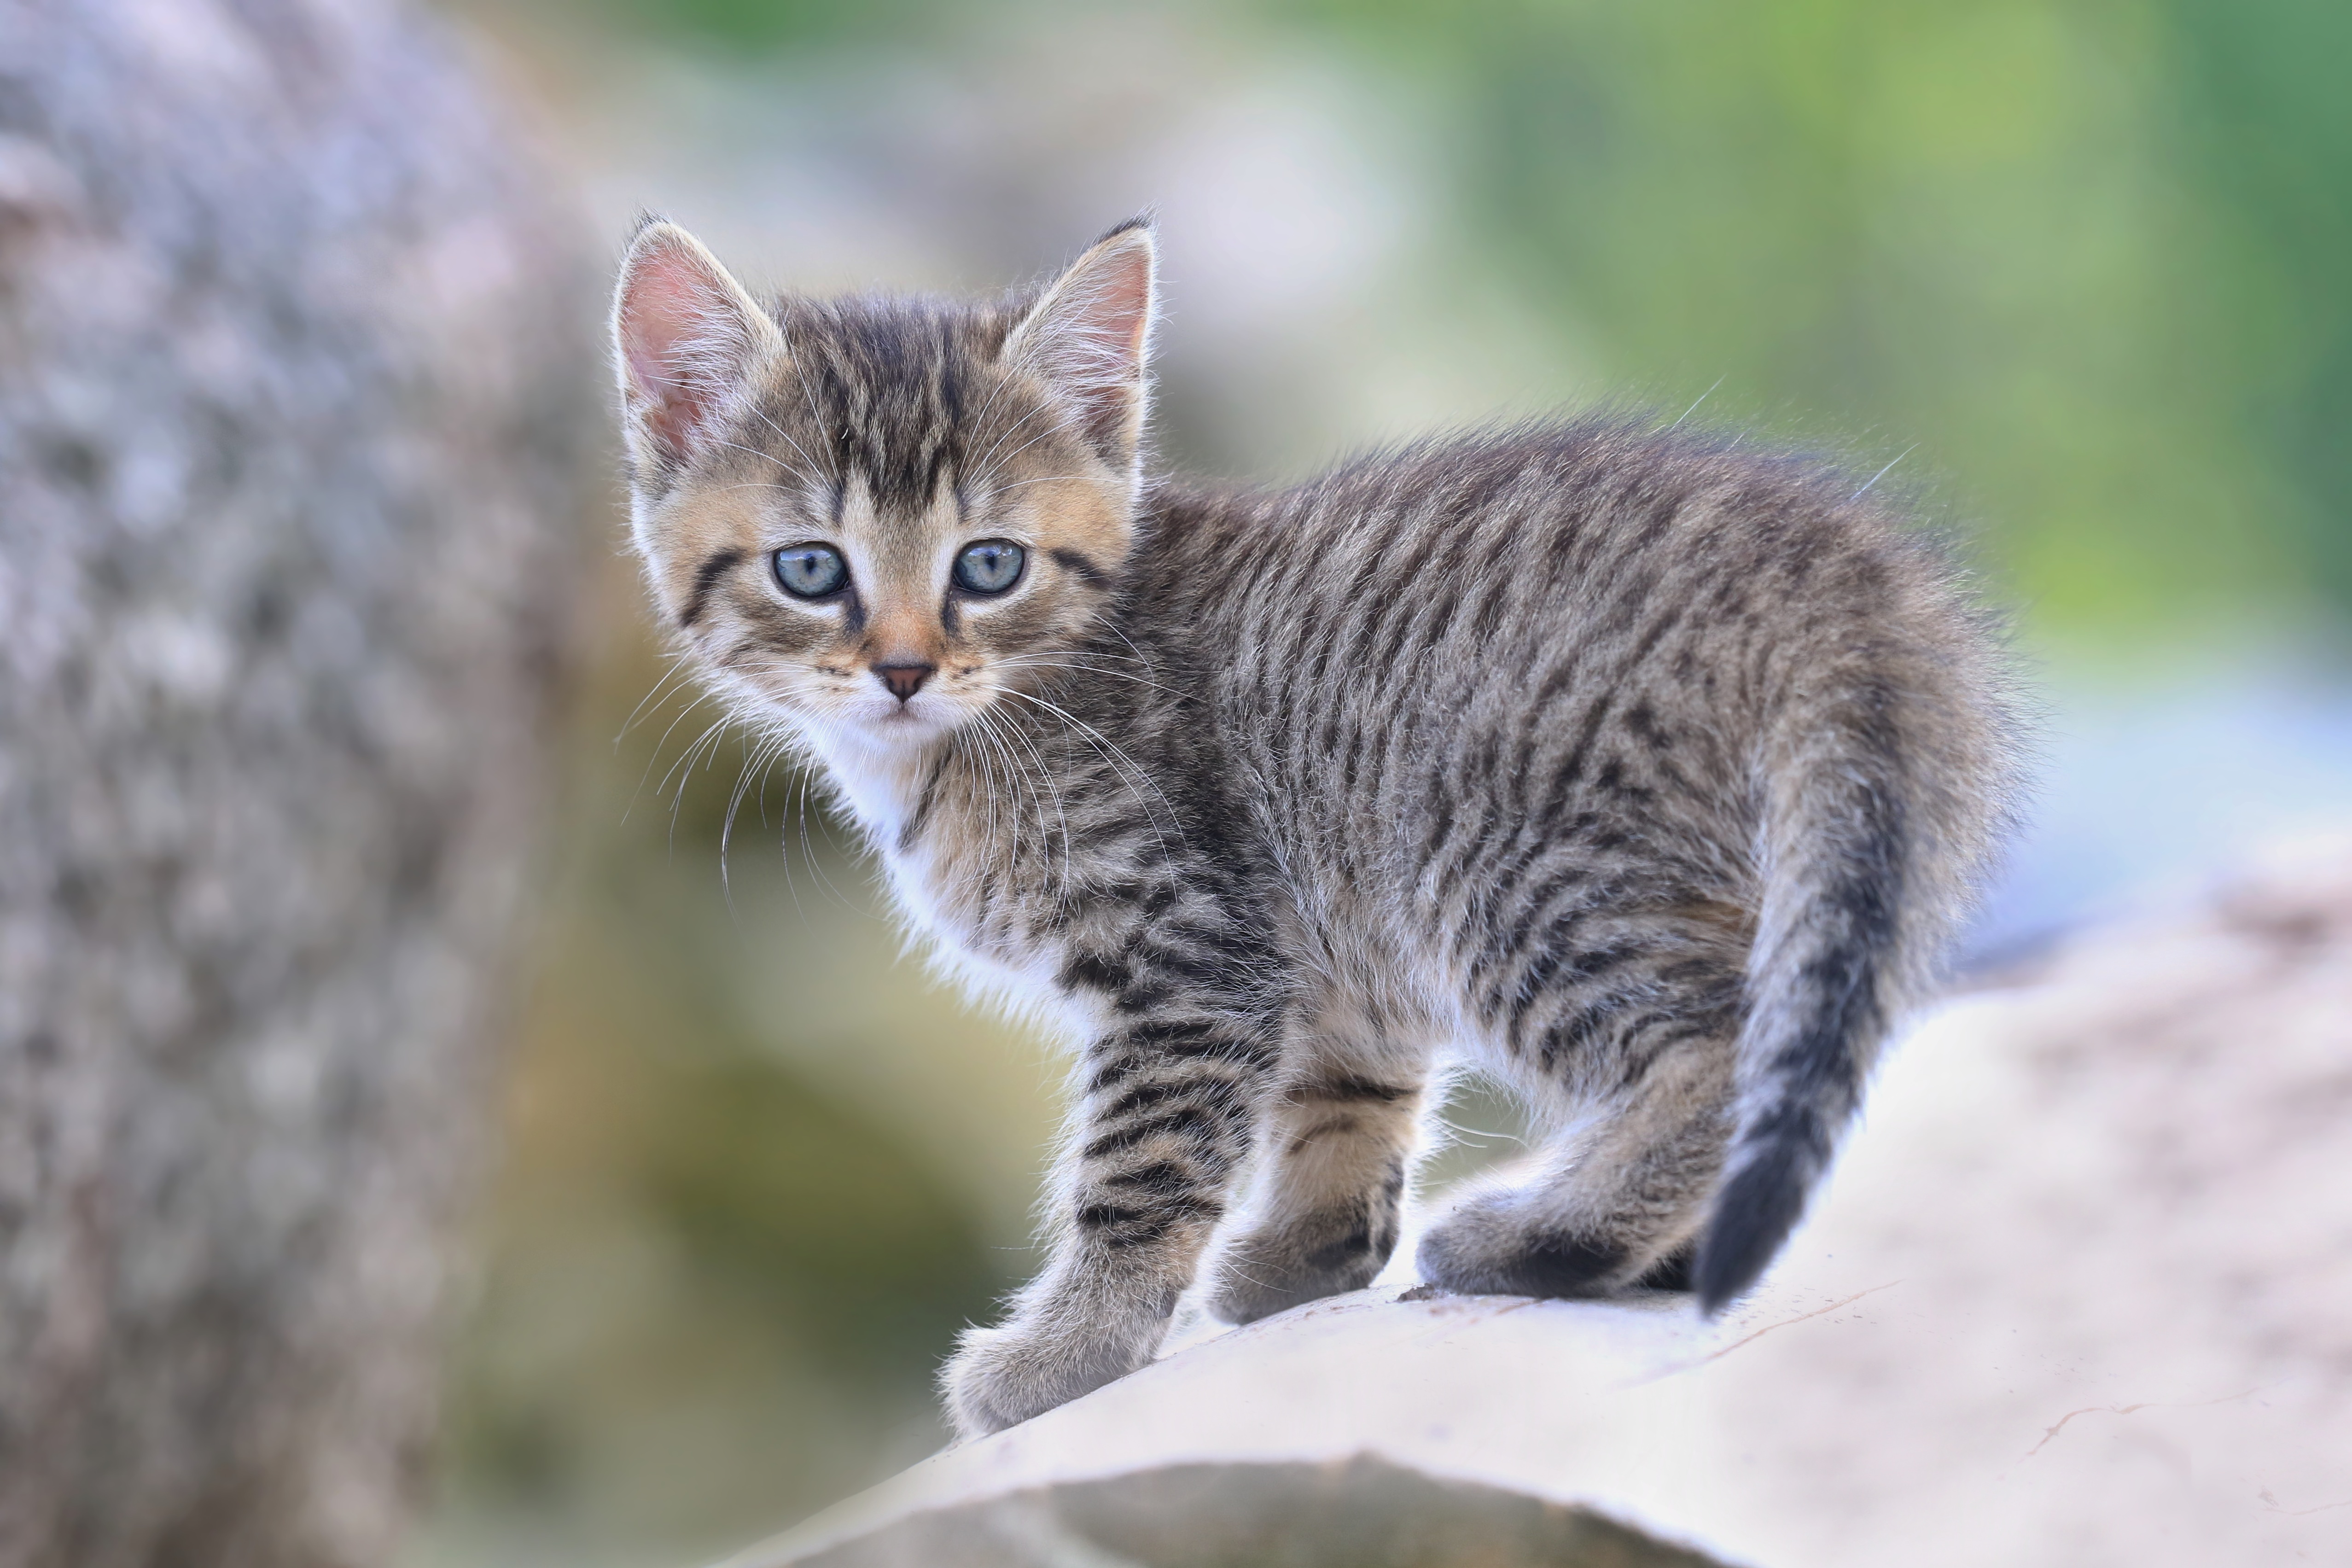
[786,1457,1726,1568]
[734,838,2352,1568]
[0,2,599,1565]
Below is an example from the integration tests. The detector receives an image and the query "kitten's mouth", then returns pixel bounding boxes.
[849,697,967,744]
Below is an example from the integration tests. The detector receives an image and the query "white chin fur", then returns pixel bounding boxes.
[837,694,969,747]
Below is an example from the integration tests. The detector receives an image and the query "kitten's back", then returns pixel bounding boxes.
[1121,420,2021,1306]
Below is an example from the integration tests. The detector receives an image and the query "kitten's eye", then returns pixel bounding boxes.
[773,543,847,599]
[953,539,1026,595]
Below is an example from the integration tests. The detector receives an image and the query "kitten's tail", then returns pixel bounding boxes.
[1691,665,2004,1314]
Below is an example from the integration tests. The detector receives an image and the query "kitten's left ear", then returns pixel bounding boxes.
[1003,219,1157,475]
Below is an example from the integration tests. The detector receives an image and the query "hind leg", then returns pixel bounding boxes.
[1418,998,1741,1299]
[1206,1043,1431,1324]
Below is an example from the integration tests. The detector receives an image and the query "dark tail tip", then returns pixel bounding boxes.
[1692,1142,1811,1314]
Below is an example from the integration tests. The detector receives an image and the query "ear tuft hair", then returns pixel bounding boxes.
[611,222,780,471]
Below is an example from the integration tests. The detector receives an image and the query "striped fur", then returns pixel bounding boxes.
[612,218,2025,1438]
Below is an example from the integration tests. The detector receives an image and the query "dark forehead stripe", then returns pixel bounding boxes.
[781,295,1022,516]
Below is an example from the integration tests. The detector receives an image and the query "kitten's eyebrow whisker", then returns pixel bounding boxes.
[971,395,1070,477]
[709,436,819,490]
[985,474,1089,496]
[969,399,1047,476]
[779,313,834,458]
[699,480,815,500]
[982,410,1082,478]
[959,356,1024,476]
[704,435,797,474]
[745,402,825,480]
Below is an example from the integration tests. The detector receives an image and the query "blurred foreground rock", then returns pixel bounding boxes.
[0,3,597,1565]
[734,840,2352,1568]
[784,1457,1723,1568]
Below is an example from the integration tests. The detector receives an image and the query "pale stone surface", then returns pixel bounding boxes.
[731,840,2352,1567]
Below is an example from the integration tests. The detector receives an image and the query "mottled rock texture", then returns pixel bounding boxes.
[0,3,599,1564]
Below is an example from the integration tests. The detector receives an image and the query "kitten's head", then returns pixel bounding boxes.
[611,218,1155,753]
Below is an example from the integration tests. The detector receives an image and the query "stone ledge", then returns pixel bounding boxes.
[725,841,2352,1568]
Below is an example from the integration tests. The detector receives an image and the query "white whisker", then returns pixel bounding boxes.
[709,435,818,489]
[981,409,1081,477]
[991,654,1188,702]
[984,701,1076,900]
[615,655,702,749]
[1669,374,1726,431]
[744,401,826,483]
[1849,443,1917,502]
[984,473,1091,497]
[622,687,721,825]
[993,685,1185,877]
[659,714,735,852]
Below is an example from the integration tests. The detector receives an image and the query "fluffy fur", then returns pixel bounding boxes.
[610,217,2024,1438]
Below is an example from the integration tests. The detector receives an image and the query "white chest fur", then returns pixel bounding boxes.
[794,723,1073,1025]
[798,725,926,851]
[793,724,954,925]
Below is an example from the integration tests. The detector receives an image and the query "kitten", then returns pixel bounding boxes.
[609,216,2023,1438]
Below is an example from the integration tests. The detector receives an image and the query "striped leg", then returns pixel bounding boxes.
[1207,1052,1430,1324]
[942,1010,1274,1437]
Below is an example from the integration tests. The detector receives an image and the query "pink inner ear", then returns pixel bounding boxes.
[1087,247,1153,365]
[1078,253,1150,448]
[618,245,739,458]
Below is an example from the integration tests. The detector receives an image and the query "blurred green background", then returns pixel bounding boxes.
[408,1,2352,1563]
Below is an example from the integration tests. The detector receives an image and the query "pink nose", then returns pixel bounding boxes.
[874,662,934,702]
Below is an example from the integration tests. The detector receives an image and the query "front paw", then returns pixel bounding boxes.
[940,1319,1147,1439]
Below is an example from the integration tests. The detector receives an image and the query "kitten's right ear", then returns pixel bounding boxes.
[611,221,782,471]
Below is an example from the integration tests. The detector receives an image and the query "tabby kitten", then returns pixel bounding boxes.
[610,217,2020,1438]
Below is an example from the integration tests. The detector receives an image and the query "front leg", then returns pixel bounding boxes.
[943,1008,1273,1437]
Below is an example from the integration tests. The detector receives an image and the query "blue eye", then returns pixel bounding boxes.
[773,543,847,599]
[953,539,1026,595]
